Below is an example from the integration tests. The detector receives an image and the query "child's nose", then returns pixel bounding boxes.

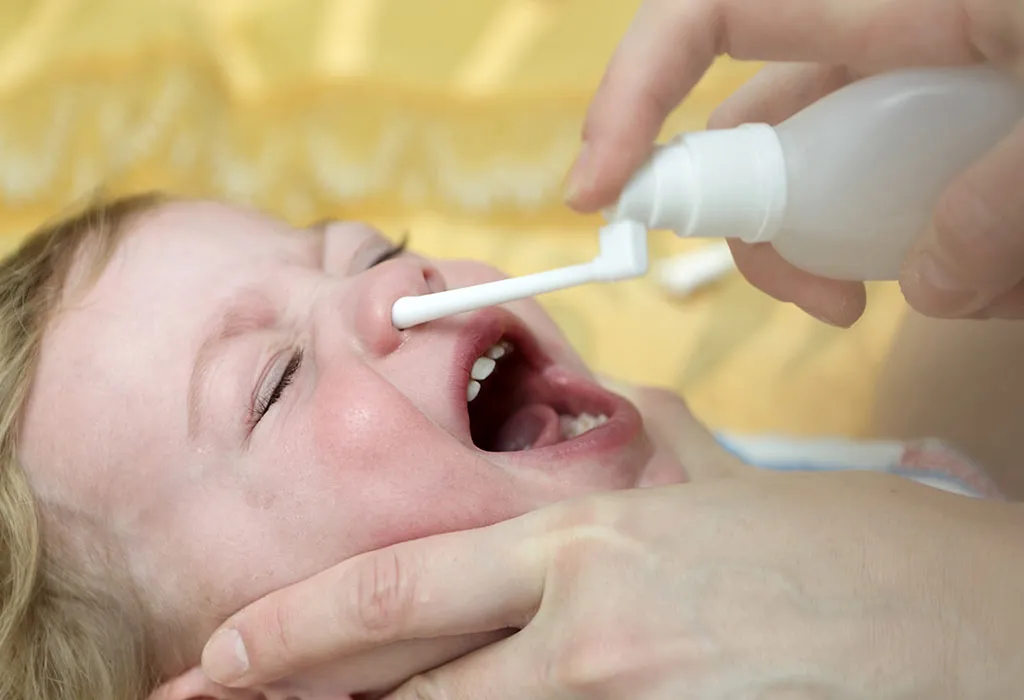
[349,257,446,356]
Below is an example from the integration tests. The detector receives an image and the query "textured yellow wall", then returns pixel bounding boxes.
[0,0,907,436]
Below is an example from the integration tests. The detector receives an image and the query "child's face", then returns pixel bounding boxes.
[20,201,690,694]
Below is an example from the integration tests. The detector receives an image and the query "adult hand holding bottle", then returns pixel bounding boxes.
[565,0,1024,326]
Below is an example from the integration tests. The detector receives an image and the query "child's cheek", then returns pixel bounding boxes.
[306,362,509,549]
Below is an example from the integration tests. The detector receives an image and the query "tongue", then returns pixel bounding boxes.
[494,404,563,451]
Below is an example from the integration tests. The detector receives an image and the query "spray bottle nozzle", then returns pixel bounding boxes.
[592,219,649,281]
[390,220,649,329]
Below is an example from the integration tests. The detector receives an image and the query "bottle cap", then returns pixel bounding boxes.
[606,123,788,243]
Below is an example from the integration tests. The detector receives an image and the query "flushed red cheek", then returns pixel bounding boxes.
[309,368,430,475]
[308,370,524,553]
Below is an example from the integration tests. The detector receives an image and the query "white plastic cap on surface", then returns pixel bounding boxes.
[655,242,736,297]
[606,123,788,244]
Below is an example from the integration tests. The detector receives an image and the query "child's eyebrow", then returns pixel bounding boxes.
[187,287,277,439]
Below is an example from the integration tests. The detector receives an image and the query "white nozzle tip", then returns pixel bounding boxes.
[391,296,424,329]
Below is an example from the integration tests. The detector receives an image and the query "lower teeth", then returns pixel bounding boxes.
[559,412,609,440]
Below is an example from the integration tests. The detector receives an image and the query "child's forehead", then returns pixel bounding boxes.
[60,200,278,279]
[131,200,301,246]
[48,204,281,336]
[104,203,305,277]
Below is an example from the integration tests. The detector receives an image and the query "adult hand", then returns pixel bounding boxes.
[201,471,1024,698]
[564,0,1024,326]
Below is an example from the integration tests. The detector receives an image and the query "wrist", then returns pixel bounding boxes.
[942,500,1024,699]
[797,479,1024,699]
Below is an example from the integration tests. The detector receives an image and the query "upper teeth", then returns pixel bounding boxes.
[471,357,496,381]
[467,340,512,402]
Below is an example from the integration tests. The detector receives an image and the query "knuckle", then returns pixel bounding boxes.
[351,549,417,637]
[543,498,632,581]
[262,600,297,662]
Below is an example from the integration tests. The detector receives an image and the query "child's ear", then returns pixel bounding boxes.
[147,666,252,700]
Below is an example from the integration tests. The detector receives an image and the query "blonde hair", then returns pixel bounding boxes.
[0,193,165,699]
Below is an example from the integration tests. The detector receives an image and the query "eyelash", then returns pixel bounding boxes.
[251,350,302,425]
[368,236,408,267]
[249,237,408,428]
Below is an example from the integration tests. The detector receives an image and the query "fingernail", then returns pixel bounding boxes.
[903,250,978,316]
[202,628,249,685]
[563,142,592,204]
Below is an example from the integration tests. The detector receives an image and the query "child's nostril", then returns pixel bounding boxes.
[423,266,446,295]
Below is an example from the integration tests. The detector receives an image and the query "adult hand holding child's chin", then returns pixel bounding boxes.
[199,386,1024,699]
[200,464,1024,698]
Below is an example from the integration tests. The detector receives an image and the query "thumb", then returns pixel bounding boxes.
[900,118,1024,317]
[201,514,548,687]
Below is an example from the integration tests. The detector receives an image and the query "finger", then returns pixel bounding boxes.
[290,633,510,697]
[566,0,977,212]
[900,118,1024,317]
[383,631,547,700]
[564,0,720,211]
[202,516,548,687]
[708,62,853,129]
[729,240,867,327]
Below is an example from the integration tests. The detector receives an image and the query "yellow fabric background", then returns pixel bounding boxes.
[0,0,906,436]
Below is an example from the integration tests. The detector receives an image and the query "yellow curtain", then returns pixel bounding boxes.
[0,0,906,436]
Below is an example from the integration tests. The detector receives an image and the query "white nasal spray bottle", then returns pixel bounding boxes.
[392,64,1024,329]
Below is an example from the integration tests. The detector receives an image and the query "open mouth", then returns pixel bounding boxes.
[465,336,613,452]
